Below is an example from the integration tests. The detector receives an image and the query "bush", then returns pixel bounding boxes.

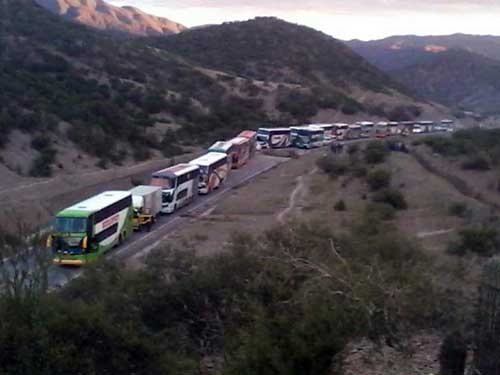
[439,331,467,375]
[373,188,408,210]
[448,227,500,257]
[461,155,490,171]
[317,155,349,177]
[448,202,469,218]
[347,144,359,155]
[366,169,392,191]
[365,203,396,221]
[334,200,347,211]
[364,141,389,164]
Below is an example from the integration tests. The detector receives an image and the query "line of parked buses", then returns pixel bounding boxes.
[47,119,454,266]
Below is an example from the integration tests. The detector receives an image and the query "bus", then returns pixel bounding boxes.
[333,123,349,140]
[388,122,399,136]
[419,120,435,133]
[257,128,291,149]
[49,191,134,266]
[189,152,230,194]
[312,124,335,142]
[150,164,200,214]
[209,141,237,167]
[358,121,375,138]
[400,121,414,136]
[291,126,325,149]
[375,122,389,138]
[228,136,252,169]
[238,130,257,158]
[347,124,362,139]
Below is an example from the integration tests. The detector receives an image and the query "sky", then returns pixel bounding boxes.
[108,0,500,41]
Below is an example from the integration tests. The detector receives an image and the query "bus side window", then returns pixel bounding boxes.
[177,189,188,200]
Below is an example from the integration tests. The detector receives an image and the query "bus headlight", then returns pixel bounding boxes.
[46,235,53,248]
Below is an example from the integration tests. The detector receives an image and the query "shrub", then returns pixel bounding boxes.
[29,147,57,177]
[448,227,500,257]
[373,188,408,210]
[334,200,347,211]
[364,141,389,164]
[365,203,396,221]
[461,155,490,171]
[317,155,349,177]
[366,169,392,191]
[448,202,469,218]
[347,144,359,155]
[439,331,467,375]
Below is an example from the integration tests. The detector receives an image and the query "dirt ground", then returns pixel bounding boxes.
[164,149,323,256]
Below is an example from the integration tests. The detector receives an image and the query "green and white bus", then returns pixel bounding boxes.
[48,191,134,266]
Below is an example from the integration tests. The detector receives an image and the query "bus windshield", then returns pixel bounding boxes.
[55,217,87,233]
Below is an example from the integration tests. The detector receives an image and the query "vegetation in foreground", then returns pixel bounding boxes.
[0,219,452,374]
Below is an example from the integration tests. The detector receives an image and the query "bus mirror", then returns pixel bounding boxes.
[46,235,52,248]
[82,236,88,250]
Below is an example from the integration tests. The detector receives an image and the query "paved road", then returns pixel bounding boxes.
[46,153,289,288]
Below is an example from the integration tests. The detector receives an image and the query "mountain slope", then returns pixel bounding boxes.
[0,3,444,179]
[347,34,500,71]
[393,49,500,114]
[151,17,446,121]
[154,17,402,93]
[34,0,186,36]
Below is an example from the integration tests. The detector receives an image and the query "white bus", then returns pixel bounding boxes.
[388,122,400,136]
[150,164,200,214]
[311,124,335,142]
[189,152,230,195]
[347,124,362,139]
[333,123,349,140]
[357,121,375,138]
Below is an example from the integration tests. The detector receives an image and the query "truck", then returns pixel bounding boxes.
[130,185,162,231]
[48,191,134,266]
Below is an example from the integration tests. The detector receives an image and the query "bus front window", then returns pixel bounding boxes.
[55,218,87,233]
[162,192,173,204]
[151,177,175,189]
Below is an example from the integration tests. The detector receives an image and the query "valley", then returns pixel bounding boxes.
[2,0,500,373]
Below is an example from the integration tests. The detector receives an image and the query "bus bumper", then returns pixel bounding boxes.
[53,258,84,266]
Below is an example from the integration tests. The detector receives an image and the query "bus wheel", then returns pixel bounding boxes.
[118,233,123,246]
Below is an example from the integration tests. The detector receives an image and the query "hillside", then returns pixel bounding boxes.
[151,18,446,123]
[0,2,444,180]
[154,17,404,93]
[393,49,500,115]
[347,34,500,71]
[34,0,186,36]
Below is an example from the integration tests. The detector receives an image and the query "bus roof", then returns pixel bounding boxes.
[441,119,454,124]
[349,124,361,129]
[228,136,250,146]
[238,130,257,139]
[388,122,399,126]
[376,122,388,126]
[258,127,290,132]
[333,123,349,128]
[154,163,199,178]
[209,141,233,152]
[419,120,434,124]
[357,121,375,126]
[189,152,227,167]
[59,191,131,216]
